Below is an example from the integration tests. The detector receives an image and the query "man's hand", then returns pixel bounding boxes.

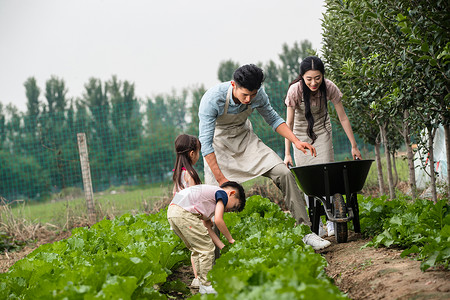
[294,140,317,157]
[204,152,229,185]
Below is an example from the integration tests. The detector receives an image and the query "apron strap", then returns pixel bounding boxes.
[224,85,232,115]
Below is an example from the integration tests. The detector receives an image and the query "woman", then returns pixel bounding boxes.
[284,56,362,236]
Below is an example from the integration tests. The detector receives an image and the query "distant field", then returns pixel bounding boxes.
[365,156,409,187]
[3,158,408,228]
[4,178,268,228]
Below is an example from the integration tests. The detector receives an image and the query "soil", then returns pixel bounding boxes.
[319,232,450,300]
[1,230,449,299]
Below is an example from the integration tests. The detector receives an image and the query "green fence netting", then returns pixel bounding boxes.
[0,81,372,201]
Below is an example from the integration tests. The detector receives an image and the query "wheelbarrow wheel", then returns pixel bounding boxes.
[333,193,348,243]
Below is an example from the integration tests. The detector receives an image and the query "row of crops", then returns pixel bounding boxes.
[0,195,347,299]
[1,194,448,298]
[358,195,450,271]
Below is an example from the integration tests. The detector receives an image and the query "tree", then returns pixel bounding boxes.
[279,40,313,81]
[217,59,240,82]
[107,75,142,184]
[23,77,41,161]
[44,76,68,113]
[0,104,5,149]
[187,85,206,137]
[322,0,449,200]
[83,78,111,188]
[24,77,40,116]
[263,60,281,83]
[40,76,70,190]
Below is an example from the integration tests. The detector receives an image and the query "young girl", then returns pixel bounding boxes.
[173,134,202,194]
[172,134,202,287]
[284,56,362,237]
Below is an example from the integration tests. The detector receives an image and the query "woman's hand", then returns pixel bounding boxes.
[352,147,362,160]
[284,154,293,168]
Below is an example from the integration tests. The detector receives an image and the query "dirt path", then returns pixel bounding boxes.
[1,230,449,299]
[319,231,450,300]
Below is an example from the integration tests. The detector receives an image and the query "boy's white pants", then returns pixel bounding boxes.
[167,204,215,285]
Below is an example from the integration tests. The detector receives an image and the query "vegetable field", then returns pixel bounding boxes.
[0,196,347,299]
[1,189,449,299]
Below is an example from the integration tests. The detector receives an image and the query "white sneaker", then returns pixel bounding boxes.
[303,233,331,250]
[191,277,200,288]
[199,284,217,295]
[318,225,327,237]
[327,221,335,237]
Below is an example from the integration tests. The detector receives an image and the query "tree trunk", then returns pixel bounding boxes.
[375,135,385,196]
[427,127,438,203]
[380,124,395,199]
[402,110,417,198]
[444,123,450,198]
[392,152,398,187]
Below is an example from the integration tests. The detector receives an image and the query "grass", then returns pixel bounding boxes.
[3,183,172,228]
[364,156,409,189]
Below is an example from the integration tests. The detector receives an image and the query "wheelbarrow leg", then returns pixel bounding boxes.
[308,196,322,234]
[349,193,361,233]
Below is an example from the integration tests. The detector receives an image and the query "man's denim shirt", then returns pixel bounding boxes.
[198,81,285,156]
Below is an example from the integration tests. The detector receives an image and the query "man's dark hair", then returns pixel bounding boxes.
[220,181,246,212]
[233,64,265,91]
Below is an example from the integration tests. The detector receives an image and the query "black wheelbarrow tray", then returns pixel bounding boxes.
[290,159,374,243]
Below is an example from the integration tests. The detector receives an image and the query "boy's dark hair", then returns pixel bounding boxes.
[233,64,265,91]
[220,181,246,212]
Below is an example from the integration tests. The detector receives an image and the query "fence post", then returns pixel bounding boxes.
[77,133,97,224]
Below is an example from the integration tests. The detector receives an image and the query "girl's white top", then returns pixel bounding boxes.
[170,184,226,220]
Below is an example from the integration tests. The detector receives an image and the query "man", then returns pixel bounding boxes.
[198,64,331,250]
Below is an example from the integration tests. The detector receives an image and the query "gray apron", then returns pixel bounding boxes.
[204,86,284,185]
[293,101,334,166]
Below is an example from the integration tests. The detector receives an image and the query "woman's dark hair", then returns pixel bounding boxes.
[220,181,246,212]
[233,64,265,91]
[173,134,202,191]
[288,56,328,144]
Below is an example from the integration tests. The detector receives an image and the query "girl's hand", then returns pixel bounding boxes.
[218,241,226,249]
[284,154,293,168]
[228,238,235,244]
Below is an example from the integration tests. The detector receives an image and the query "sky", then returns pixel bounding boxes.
[0,0,326,112]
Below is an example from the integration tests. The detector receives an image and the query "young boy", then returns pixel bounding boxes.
[167,181,246,295]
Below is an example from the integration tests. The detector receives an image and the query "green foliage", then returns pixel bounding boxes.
[322,0,449,163]
[0,210,189,299]
[278,40,314,82]
[217,59,240,82]
[0,195,349,299]
[1,38,380,203]
[359,195,450,271]
[0,232,25,253]
[0,150,49,199]
[203,195,347,299]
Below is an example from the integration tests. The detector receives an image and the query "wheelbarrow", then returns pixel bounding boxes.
[290,159,374,243]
